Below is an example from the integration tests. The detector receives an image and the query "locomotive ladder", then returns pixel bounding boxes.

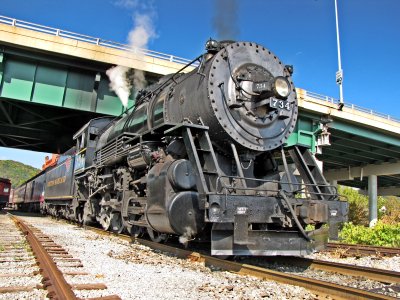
[180,125,222,200]
[288,146,335,201]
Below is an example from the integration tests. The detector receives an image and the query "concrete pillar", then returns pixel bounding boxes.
[330,180,338,195]
[368,175,378,227]
[315,156,323,172]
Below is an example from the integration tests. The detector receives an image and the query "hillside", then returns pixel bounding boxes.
[0,160,40,187]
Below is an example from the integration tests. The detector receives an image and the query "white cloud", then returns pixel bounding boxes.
[114,0,140,9]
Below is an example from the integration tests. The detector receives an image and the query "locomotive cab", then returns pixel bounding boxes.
[73,117,115,173]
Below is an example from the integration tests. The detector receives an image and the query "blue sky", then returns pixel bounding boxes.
[1,0,400,168]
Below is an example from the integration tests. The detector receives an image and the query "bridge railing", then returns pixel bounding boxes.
[0,15,194,66]
[301,89,400,124]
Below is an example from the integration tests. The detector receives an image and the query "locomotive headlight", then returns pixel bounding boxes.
[210,203,221,215]
[273,76,291,98]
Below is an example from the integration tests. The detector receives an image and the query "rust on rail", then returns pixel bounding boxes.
[327,242,400,257]
[9,214,77,300]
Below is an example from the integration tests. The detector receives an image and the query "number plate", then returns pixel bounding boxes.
[253,82,269,93]
[270,99,291,110]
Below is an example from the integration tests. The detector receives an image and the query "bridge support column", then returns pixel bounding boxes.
[368,174,378,227]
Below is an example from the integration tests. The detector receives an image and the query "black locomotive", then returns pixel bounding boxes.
[22,40,347,256]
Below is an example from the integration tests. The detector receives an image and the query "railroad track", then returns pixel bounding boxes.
[247,255,400,285]
[83,224,399,300]
[327,242,400,257]
[0,212,121,300]
[7,212,399,299]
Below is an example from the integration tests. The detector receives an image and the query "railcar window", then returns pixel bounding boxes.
[152,97,164,127]
[81,132,86,148]
[128,104,148,133]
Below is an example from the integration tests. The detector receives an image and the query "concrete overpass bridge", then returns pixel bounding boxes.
[0,16,399,223]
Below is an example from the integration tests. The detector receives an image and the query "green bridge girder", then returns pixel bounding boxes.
[0,45,161,152]
[0,47,136,115]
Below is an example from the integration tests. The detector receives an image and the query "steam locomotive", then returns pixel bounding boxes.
[14,40,347,256]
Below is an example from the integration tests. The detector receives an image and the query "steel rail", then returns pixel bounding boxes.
[263,256,400,284]
[327,242,400,257]
[82,225,395,300]
[8,214,77,300]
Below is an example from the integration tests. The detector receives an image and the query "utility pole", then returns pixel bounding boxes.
[335,0,344,110]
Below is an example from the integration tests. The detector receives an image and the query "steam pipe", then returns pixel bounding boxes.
[279,191,311,241]
[230,143,247,190]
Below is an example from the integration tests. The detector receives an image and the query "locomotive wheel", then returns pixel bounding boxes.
[110,212,125,234]
[76,207,84,224]
[99,210,112,231]
[82,202,95,225]
[131,225,145,240]
[147,228,167,243]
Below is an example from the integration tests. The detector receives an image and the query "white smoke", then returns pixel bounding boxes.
[128,14,156,92]
[107,6,157,107]
[179,227,195,246]
[128,14,155,48]
[106,66,131,107]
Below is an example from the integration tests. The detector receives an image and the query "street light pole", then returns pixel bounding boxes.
[334,0,344,110]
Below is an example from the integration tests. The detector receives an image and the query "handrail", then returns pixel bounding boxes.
[215,175,338,200]
[299,89,400,123]
[0,15,195,66]
[1,15,398,123]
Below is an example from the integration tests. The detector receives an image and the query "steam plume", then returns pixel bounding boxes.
[212,0,239,40]
[107,6,156,107]
[106,66,130,107]
[128,14,156,92]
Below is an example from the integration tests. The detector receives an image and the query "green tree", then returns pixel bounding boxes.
[0,160,40,187]
[338,186,369,226]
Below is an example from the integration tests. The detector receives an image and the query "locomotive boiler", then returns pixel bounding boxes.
[61,40,347,256]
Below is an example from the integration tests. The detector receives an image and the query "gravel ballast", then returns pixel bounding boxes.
[0,214,47,300]
[11,214,400,299]
[18,216,316,299]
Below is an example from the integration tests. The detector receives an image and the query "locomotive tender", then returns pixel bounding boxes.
[16,40,348,256]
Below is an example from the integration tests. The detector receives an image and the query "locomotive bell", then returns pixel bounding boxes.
[205,38,220,54]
